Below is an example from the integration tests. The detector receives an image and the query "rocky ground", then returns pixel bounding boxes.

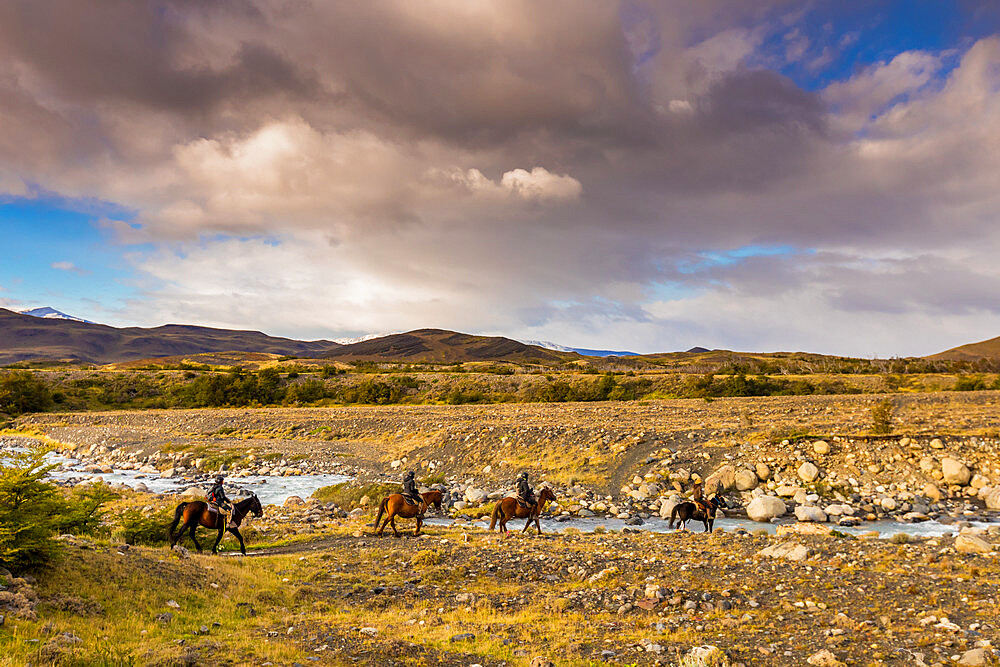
[2,519,999,666]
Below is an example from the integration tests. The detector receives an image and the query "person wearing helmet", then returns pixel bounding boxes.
[516,471,536,509]
[401,470,422,506]
[207,475,231,513]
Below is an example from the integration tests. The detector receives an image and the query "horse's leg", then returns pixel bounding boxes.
[535,511,542,535]
[212,523,224,554]
[414,515,422,536]
[189,524,202,552]
[390,514,400,538]
[230,526,247,555]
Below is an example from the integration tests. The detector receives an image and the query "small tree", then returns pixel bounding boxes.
[871,399,895,435]
[0,446,68,570]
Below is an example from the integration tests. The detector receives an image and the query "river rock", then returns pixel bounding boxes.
[755,463,771,481]
[283,496,305,508]
[958,648,993,666]
[797,461,819,483]
[923,483,943,502]
[812,440,830,455]
[747,496,786,522]
[684,646,726,663]
[986,490,1000,510]
[955,534,994,554]
[160,468,176,479]
[705,465,735,495]
[930,438,944,449]
[465,488,487,503]
[659,497,680,519]
[757,542,809,561]
[795,506,827,522]
[180,487,207,501]
[735,468,758,491]
[807,649,846,666]
[879,497,897,511]
[942,458,972,486]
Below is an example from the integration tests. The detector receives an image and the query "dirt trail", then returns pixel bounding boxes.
[604,428,712,494]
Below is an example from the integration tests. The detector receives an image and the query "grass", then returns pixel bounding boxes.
[310,481,399,508]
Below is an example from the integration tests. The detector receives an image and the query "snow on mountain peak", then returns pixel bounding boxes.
[18,307,92,324]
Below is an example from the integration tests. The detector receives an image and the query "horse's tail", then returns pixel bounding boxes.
[168,502,187,539]
[489,501,501,531]
[668,505,678,529]
[372,497,388,529]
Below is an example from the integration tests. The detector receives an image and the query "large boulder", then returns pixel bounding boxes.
[798,461,820,483]
[464,487,487,504]
[757,542,809,561]
[812,440,830,455]
[942,458,972,486]
[747,496,786,522]
[955,534,994,555]
[734,468,758,491]
[180,487,207,501]
[795,505,828,523]
[704,465,736,495]
[986,489,1000,511]
[658,497,681,519]
[755,462,771,481]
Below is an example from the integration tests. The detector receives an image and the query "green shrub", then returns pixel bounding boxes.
[0,371,53,415]
[311,482,398,507]
[0,446,68,570]
[113,507,173,546]
[871,399,895,435]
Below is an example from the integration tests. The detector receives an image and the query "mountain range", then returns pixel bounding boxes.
[3,306,999,366]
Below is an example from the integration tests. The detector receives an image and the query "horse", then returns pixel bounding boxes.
[421,489,444,514]
[489,486,557,535]
[668,495,728,532]
[373,493,428,537]
[168,494,263,555]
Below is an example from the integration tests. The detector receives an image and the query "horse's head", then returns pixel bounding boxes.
[249,493,264,517]
[711,495,730,510]
[538,486,557,503]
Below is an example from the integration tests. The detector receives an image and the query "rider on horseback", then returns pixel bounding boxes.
[207,475,232,514]
[691,479,712,514]
[516,472,536,509]
[401,470,423,507]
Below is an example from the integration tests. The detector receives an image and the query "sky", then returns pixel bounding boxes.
[2,1,1000,357]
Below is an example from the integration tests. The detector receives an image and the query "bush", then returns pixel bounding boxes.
[871,399,895,435]
[0,371,53,415]
[0,447,69,570]
[113,506,174,546]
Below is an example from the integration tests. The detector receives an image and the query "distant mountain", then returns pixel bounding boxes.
[333,332,399,345]
[19,306,92,324]
[518,339,639,357]
[325,329,573,364]
[925,335,1000,361]
[0,308,338,365]
[686,346,710,354]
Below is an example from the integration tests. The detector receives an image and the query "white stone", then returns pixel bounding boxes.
[955,534,993,554]
[795,505,828,522]
[798,461,819,483]
[746,496,786,522]
[812,440,830,455]
[879,497,898,511]
[942,458,972,486]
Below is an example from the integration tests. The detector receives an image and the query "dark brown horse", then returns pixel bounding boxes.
[489,486,557,535]
[168,494,263,554]
[373,493,428,537]
[668,495,727,532]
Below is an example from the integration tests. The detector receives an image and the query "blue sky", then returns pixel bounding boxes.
[1,1,999,356]
[0,196,143,317]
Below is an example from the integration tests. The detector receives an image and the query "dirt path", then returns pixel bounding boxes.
[604,428,712,494]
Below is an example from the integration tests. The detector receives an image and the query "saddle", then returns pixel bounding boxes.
[515,498,537,509]
[403,495,422,506]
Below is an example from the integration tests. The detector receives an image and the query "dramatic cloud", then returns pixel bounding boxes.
[1,1,999,355]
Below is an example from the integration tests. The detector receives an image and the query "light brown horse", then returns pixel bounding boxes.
[168,494,263,554]
[421,489,444,513]
[489,486,556,535]
[373,493,429,537]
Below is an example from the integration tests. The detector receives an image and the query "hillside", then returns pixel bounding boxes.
[323,328,575,364]
[926,335,1000,361]
[0,308,337,365]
